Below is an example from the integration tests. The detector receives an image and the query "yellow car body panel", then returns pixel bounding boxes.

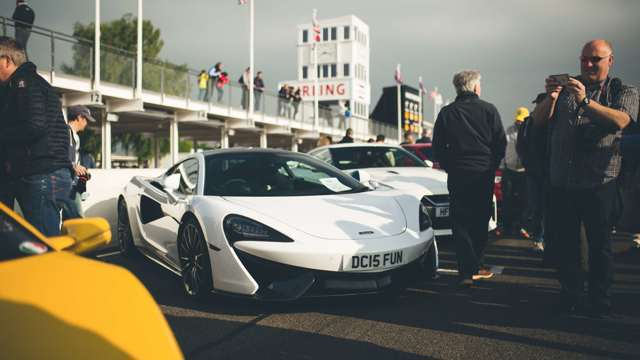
[0,204,183,360]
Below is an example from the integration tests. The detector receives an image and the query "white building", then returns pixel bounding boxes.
[280,15,371,139]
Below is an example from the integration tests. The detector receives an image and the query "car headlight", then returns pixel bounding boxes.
[223,215,293,245]
[419,203,432,232]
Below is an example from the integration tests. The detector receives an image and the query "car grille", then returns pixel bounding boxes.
[235,249,423,300]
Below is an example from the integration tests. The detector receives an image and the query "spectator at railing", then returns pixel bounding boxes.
[239,67,251,110]
[208,62,222,102]
[12,0,35,51]
[292,87,302,119]
[197,70,208,101]
[278,84,289,117]
[287,86,295,119]
[216,71,229,102]
[253,71,264,111]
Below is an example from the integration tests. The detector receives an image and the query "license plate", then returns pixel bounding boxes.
[436,207,449,217]
[345,250,404,271]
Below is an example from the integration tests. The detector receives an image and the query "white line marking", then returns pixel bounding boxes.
[96,251,121,258]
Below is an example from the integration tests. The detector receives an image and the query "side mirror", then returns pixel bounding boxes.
[164,173,181,192]
[349,169,372,184]
[424,159,434,167]
[53,218,112,254]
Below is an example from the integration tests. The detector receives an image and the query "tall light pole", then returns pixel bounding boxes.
[94,0,100,91]
[312,9,320,130]
[248,0,254,123]
[136,0,143,98]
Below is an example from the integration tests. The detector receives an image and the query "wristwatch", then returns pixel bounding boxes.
[578,97,590,109]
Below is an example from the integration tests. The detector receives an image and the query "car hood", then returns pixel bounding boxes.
[224,191,407,240]
[358,167,448,196]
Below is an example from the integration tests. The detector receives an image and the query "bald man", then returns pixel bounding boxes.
[532,39,639,317]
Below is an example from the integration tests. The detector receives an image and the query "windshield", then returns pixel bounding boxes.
[204,152,369,196]
[0,210,51,261]
[329,147,427,170]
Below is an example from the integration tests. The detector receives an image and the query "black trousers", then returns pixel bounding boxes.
[448,170,495,278]
[547,182,617,308]
[501,168,527,233]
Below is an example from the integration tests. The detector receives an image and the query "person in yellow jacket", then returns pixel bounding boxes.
[198,70,209,101]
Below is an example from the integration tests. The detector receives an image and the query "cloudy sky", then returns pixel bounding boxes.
[2,0,639,124]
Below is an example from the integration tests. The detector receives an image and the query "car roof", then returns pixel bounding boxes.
[202,148,297,156]
[402,143,432,148]
[310,143,403,152]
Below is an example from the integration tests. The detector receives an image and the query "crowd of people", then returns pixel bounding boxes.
[432,39,639,319]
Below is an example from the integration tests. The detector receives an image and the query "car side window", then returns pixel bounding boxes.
[170,158,199,195]
[313,149,332,165]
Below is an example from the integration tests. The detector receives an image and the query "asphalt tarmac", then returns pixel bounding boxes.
[100,235,640,360]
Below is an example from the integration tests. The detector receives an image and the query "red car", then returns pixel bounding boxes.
[402,143,504,232]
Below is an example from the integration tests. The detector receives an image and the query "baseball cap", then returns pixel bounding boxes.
[67,105,96,122]
[515,107,529,122]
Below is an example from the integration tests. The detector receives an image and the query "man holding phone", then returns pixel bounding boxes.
[531,39,638,317]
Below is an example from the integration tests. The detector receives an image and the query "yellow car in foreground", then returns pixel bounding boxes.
[0,202,183,360]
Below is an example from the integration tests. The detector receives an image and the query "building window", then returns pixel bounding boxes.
[322,64,329,78]
[330,27,337,41]
[323,28,329,41]
[330,64,337,78]
[302,29,308,43]
[343,26,350,40]
[343,63,350,77]
[302,66,308,79]
[317,65,321,78]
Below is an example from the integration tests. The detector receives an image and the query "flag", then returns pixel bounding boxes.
[238,0,248,4]
[429,87,443,106]
[418,76,425,94]
[312,9,321,42]
[394,64,402,85]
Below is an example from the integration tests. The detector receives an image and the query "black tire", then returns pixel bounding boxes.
[178,217,213,299]
[117,199,138,257]
[424,241,439,281]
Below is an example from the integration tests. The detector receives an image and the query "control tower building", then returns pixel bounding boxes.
[280,15,371,139]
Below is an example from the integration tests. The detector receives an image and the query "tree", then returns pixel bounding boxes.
[64,14,191,165]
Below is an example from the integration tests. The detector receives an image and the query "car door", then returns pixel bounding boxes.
[138,158,199,267]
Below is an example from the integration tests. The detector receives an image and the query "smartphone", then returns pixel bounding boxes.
[549,74,570,86]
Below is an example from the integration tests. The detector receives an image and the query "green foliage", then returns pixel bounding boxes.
[63,14,192,165]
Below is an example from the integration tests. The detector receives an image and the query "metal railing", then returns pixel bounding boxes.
[0,16,395,137]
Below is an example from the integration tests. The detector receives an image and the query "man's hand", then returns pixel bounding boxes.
[74,164,87,177]
[565,78,587,104]
[545,77,563,100]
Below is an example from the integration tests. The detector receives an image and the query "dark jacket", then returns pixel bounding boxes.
[0,62,72,177]
[432,91,506,174]
[339,136,354,144]
[12,3,35,28]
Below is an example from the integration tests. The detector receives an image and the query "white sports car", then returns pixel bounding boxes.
[308,143,498,237]
[118,149,437,300]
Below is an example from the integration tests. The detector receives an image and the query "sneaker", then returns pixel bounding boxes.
[533,241,544,252]
[520,228,531,239]
[472,268,494,280]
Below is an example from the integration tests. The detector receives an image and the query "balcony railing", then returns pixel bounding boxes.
[1,16,397,139]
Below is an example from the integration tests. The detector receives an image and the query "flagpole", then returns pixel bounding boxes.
[313,9,319,130]
[396,64,402,143]
[248,0,254,123]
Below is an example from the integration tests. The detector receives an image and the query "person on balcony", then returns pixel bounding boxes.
[253,71,264,112]
[12,0,35,52]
